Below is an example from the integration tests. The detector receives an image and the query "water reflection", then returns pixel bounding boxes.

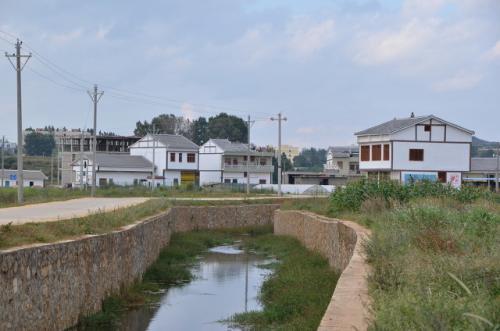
[118,245,272,331]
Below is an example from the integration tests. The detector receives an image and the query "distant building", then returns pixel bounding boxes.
[71,154,153,187]
[355,114,474,187]
[0,139,17,154]
[130,134,199,186]
[24,128,140,187]
[279,145,300,162]
[463,157,499,189]
[324,146,360,177]
[199,139,274,186]
[0,169,47,188]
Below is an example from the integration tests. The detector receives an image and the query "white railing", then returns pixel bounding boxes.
[223,164,274,172]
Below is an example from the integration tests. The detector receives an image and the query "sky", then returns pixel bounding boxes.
[0,0,499,148]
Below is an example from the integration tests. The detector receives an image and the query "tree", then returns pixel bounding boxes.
[272,152,293,183]
[24,132,55,156]
[207,113,247,142]
[134,114,192,137]
[191,117,209,145]
[293,148,327,171]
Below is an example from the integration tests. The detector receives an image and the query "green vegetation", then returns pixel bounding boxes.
[284,181,500,330]
[2,155,58,183]
[232,234,338,331]
[0,199,170,249]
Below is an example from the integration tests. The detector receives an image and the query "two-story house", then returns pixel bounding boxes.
[355,114,474,187]
[324,146,360,177]
[199,139,274,186]
[129,134,199,186]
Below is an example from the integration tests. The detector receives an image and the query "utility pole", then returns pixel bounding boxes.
[246,115,255,195]
[87,84,103,197]
[1,136,4,188]
[5,39,31,204]
[496,143,499,193]
[270,113,287,196]
[50,147,54,185]
[79,131,84,190]
[151,124,156,191]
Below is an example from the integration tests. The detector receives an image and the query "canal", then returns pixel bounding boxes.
[117,244,273,331]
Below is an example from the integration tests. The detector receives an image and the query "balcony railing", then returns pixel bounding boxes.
[223,163,274,173]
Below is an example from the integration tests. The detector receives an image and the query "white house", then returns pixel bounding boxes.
[129,134,199,186]
[355,114,474,187]
[72,154,153,187]
[324,146,360,177]
[199,139,274,186]
[0,169,47,188]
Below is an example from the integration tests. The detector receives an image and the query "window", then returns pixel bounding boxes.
[243,156,247,161]
[173,178,179,186]
[233,158,238,165]
[224,158,231,165]
[337,161,344,169]
[232,179,237,184]
[244,172,247,178]
[438,171,446,183]
[170,153,175,162]
[259,179,266,184]
[361,146,370,161]
[424,124,431,132]
[250,156,255,162]
[5,180,9,187]
[372,145,382,161]
[187,153,195,163]
[383,144,390,161]
[224,179,231,183]
[260,159,267,166]
[29,181,34,187]
[409,149,424,161]
[178,153,183,162]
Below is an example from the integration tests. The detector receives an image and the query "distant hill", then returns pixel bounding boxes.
[472,136,499,157]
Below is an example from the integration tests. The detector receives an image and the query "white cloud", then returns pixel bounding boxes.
[286,18,335,58]
[483,40,500,60]
[353,18,435,65]
[96,24,113,40]
[432,71,483,92]
[50,28,83,44]
[296,127,317,134]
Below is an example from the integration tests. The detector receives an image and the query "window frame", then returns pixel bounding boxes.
[409,148,424,161]
[170,153,175,162]
[372,144,382,161]
[187,153,195,163]
[383,144,390,161]
[178,153,183,163]
[360,145,370,161]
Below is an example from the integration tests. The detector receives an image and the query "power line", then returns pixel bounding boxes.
[27,67,87,92]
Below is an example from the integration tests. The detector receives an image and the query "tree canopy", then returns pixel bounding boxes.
[24,132,55,156]
[293,148,327,172]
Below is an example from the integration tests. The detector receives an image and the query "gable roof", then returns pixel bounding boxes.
[151,134,199,150]
[0,169,48,180]
[73,154,152,169]
[355,115,474,136]
[210,139,274,156]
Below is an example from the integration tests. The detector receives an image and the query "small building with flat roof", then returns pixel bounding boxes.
[463,157,499,190]
[0,169,47,188]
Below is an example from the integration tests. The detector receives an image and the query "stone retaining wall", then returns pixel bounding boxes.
[0,204,279,331]
[274,210,371,331]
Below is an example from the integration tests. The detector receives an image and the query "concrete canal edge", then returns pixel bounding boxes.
[274,210,371,331]
[0,205,371,331]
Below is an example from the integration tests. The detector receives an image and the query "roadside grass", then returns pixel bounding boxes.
[76,227,271,330]
[282,181,500,330]
[231,234,338,331]
[0,199,171,250]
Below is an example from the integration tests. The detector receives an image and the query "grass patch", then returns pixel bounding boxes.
[0,199,171,249]
[231,234,338,331]
[282,182,500,330]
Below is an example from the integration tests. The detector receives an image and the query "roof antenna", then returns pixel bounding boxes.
[410,112,415,118]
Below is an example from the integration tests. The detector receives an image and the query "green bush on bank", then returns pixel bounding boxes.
[329,180,491,213]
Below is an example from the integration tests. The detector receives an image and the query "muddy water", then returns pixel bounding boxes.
[118,245,272,331]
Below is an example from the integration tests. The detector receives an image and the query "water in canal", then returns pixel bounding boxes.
[118,244,273,331]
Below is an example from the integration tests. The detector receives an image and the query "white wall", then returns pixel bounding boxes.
[163,170,181,186]
[393,142,470,171]
[166,151,198,171]
[96,171,150,186]
[446,126,472,142]
[222,172,271,185]
[1,179,44,188]
[199,140,223,186]
[200,171,221,185]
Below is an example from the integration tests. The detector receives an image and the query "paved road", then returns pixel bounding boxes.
[0,197,150,226]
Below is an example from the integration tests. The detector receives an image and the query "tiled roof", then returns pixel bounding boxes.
[211,139,274,156]
[0,169,48,180]
[355,116,431,136]
[153,134,199,150]
[95,154,152,169]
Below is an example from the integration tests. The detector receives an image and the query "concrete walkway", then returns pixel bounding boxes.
[0,197,150,225]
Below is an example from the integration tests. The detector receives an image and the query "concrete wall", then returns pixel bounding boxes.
[0,204,279,331]
[274,210,371,331]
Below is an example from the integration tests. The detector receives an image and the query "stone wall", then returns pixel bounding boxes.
[274,210,371,331]
[0,204,279,331]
